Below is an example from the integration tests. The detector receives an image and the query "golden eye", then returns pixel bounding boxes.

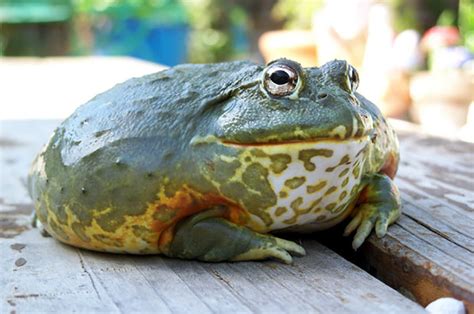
[263,64,299,97]
[348,65,359,92]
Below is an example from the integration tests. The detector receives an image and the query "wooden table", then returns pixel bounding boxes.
[1,119,472,313]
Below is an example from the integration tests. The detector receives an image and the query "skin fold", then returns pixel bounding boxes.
[28,59,401,263]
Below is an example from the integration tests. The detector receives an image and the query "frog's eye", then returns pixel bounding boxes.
[263,64,299,97]
[347,65,359,92]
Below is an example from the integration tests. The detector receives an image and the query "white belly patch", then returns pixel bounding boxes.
[232,138,369,231]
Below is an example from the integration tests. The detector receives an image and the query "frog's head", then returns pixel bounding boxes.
[205,58,374,145]
[188,59,380,231]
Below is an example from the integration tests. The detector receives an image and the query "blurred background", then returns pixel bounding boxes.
[0,0,473,142]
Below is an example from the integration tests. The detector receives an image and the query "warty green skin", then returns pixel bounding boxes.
[28,59,400,262]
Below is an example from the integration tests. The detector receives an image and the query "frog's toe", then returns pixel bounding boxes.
[375,215,390,238]
[232,246,293,264]
[343,211,363,237]
[275,238,306,256]
[346,204,400,250]
[232,236,305,264]
[352,213,377,250]
[345,174,402,250]
[344,203,380,250]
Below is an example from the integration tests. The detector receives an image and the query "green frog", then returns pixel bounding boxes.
[28,59,401,264]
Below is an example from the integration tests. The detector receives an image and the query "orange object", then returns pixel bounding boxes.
[259,30,318,67]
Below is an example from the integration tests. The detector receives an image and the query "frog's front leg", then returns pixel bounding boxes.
[343,173,401,250]
[164,207,305,264]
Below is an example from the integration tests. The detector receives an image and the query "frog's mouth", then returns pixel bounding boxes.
[190,117,375,148]
[220,135,372,147]
[213,115,375,147]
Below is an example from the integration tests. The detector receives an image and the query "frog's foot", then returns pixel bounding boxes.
[166,208,305,264]
[343,173,401,250]
[31,212,50,237]
[231,236,305,264]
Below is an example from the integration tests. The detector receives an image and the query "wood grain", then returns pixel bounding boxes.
[0,121,426,313]
[356,120,474,312]
[0,230,424,313]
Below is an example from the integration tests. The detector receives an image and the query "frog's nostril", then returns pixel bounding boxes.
[317,93,328,100]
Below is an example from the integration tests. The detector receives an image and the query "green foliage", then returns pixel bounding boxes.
[73,0,247,62]
[272,0,323,29]
[437,9,456,26]
[390,0,422,32]
[390,0,457,33]
[73,0,187,23]
[459,0,474,53]
[183,0,247,63]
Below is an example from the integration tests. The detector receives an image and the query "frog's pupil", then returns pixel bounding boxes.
[270,70,290,85]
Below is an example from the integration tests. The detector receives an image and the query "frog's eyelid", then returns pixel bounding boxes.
[347,65,359,92]
[346,75,352,92]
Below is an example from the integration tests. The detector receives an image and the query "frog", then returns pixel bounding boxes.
[28,58,401,264]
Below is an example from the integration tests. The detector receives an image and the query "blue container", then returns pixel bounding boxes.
[94,18,189,66]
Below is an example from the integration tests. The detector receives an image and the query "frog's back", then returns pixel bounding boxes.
[28,61,260,253]
[58,61,259,165]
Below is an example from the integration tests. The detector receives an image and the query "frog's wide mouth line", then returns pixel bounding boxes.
[220,136,370,147]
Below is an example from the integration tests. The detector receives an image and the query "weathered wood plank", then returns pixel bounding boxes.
[351,120,474,312]
[0,231,121,313]
[78,252,175,313]
[0,230,425,314]
[0,119,425,313]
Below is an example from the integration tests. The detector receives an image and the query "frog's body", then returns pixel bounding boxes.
[28,59,400,263]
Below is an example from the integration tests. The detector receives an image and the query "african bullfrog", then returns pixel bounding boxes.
[28,59,401,264]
